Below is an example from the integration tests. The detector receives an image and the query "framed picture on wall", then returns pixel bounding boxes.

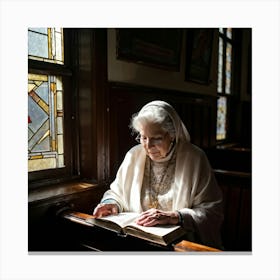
[185,28,214,84]
[116,28,182,71]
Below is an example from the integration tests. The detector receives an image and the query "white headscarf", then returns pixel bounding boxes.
[138,100,191,143]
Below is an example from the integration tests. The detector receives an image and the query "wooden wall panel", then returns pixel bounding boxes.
[28,185,106,251]
[107,83,217,180]
[216,171,252,251]
[237,186,252,250]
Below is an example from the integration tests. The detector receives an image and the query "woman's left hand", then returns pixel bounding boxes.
[135,208,179,227]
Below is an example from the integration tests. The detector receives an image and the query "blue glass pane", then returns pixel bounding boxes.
[28,28,64,64]
[28,28,48,34]
[28,30,48,58]
[35,81,49,104]
[28,95,48,132]
[28,120,50,152]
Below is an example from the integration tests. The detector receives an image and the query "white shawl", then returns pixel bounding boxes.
[102,101,224,249]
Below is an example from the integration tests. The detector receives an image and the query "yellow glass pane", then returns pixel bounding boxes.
[38,99,49,114]
[57,134,64,154]
[57,117,63,134]
[28,73,48,81]
[58,155,64,168]
[216,97,227,140]
[56,77,62,90]
[28,158,56,172]
[57,91,63,111]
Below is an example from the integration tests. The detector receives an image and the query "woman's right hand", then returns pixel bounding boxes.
[93,203,119,218]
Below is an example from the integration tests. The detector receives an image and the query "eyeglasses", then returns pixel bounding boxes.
[135,133,167,146]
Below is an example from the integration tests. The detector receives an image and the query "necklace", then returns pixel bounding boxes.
[148,152,174,209]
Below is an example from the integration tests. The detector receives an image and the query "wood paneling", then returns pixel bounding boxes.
[107,82,217,179]
[28,184,107,251]
[76,29,109,182]
[215,170,252,251]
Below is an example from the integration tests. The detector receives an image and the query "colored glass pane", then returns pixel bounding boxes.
[216,97,227,140]
[28,28,64,64]
[217,37,223,93]
[226,28,232,39]
[225,42,232,94]
[28,73,64,172]
[216,28,234,141]
[28,29,48,59]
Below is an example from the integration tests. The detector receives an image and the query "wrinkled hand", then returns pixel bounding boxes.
[93,203,118,218]
[135,208,179,227]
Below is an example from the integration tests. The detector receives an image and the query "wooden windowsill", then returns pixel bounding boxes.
[28,181,101,204]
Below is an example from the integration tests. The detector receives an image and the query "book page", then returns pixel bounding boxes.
[126,222,181,237]
[98,212,140,228]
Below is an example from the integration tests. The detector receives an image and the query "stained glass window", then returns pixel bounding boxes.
[226,28,232,39]
[217,28,232,95]
[28,27,65,173]
[28,73,64,172]
[28,28,64,64]
[216,97,227,140]
[216,28,233,141]
[225,42,232,94]
[217,37,223,93]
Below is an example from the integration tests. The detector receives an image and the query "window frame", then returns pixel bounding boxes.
[28,29,79,188]
[28,28,109,189]
[216,28,238,144]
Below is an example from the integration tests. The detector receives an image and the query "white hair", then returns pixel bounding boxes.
[130,105,176,138]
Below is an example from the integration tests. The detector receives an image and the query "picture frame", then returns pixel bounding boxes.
[185,29,214,84]
[116,28,182,71]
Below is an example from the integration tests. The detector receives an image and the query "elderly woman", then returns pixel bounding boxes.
[93,100,223,249]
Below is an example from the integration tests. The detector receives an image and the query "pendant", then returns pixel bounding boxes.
[149,198,159,209]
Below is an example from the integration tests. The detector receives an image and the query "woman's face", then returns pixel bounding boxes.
[138,122,174,161]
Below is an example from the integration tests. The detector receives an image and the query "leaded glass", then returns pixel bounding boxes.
[216,97,227,140]
[226,28,232,39]
[217,37,223,93]
[28,28,64,64]
[225,42,232,94]
[28,73,64,172]
[216,28,234,141]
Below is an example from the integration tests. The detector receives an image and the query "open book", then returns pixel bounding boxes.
[86,212,186,246]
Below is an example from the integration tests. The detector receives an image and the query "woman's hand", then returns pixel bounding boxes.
[135,208,179,227]
[93,203,118,218]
